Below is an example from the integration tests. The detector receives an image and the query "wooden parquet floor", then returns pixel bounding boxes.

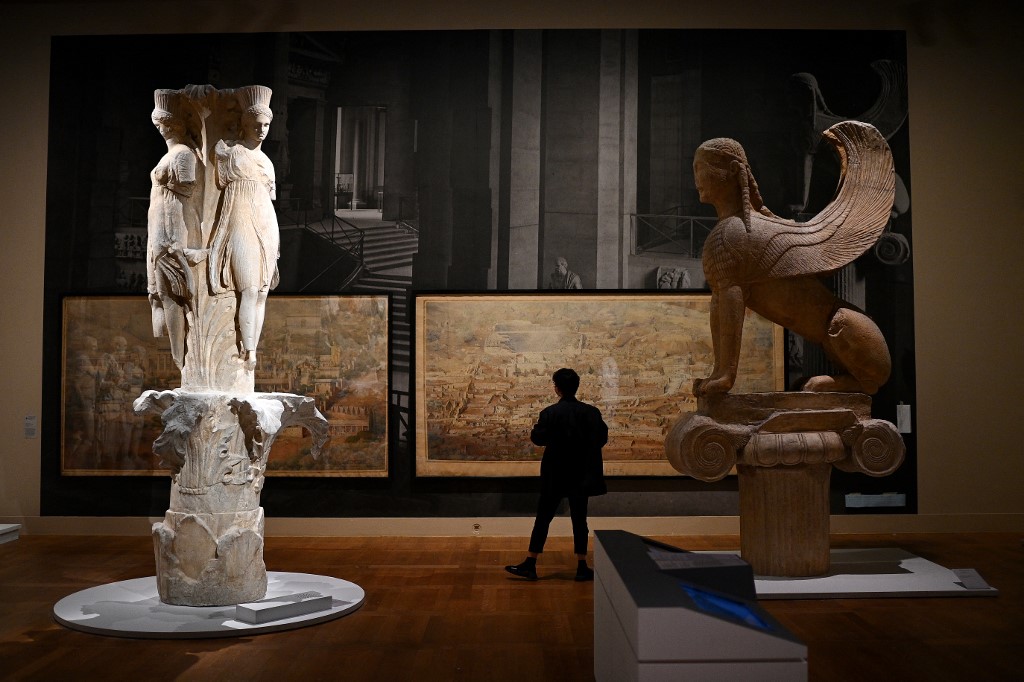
[0,533,1022,681]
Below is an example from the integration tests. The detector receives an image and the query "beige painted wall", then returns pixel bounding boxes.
[2,0,1021,532]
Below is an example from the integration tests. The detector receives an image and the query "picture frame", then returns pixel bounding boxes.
[414,292,783,477]
[60,294,390,477]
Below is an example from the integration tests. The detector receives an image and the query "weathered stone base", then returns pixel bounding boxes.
[136,389,329,606]
[153,507,267,606]
[738,462,832,576]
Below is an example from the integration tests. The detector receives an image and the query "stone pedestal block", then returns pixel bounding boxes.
[153,508,267,606]
[133,85,332,608]
[738,462,832,577]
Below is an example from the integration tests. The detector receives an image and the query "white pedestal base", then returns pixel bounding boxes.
[53,571,364,639]
[0,524,20,544]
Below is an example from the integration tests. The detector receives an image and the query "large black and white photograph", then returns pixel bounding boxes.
[42,28,915,516]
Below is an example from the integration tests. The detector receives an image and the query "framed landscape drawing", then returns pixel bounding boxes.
[60,294,389,477]
[414,293,783,477]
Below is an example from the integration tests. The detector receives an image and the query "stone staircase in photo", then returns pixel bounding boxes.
[352,271,414,374]
[359,223,420,275]
[351,222,418,371]
[350,220,419,445]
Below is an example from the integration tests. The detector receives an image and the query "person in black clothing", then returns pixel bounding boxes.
[505,368,608,581]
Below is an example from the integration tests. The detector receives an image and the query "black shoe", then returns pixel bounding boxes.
[575,565,594,582]
[504,561,538,581]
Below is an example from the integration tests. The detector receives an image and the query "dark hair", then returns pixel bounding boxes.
[552,367,580,397]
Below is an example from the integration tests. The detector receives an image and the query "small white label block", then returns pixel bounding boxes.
[845,493,906,508]
[0,524,21,545]
[896,404,911,433]
[236,591,332,624]
[23,415,37,439]
[951,568,991,590]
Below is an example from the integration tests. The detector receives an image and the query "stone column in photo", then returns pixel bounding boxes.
[136,85,328,606]
[495,30,543,290]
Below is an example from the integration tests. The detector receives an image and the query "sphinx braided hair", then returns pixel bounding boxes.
[698,138,776,231]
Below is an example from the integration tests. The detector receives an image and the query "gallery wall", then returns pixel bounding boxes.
[2,0,1022,532]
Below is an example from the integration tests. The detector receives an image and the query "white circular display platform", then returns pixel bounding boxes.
[53,571,365,639]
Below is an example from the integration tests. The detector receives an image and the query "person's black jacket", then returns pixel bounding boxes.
[530,396,608,497]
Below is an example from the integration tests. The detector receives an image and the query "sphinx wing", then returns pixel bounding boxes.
[756,121,895,279]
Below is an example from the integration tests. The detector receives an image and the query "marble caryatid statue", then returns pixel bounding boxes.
[136,85,326,606]
[207,85,280,371]
[147,89,204,370]
[143,84,280,394]
[692,120,895,396]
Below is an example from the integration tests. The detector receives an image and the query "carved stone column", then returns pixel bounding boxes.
[139,84,331,607]
[135,390,328,606]
[666,392,904,577]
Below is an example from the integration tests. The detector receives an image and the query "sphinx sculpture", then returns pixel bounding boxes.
[666,121,905,577]
[694,120,895,396]
[135,86,328,606]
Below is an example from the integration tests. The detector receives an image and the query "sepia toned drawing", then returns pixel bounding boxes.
[258,295,389,477]
[61,295,388,477]
[414,293,782,477]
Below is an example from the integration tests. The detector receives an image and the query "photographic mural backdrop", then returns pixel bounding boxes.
[42,29,915,516]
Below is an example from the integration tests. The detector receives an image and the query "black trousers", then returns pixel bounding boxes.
[528,491,589,556]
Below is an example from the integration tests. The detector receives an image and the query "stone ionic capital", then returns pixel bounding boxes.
[837,418,906,477]
[665,412,748,481]
[665,392,904,479]
[742,431,847,467]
